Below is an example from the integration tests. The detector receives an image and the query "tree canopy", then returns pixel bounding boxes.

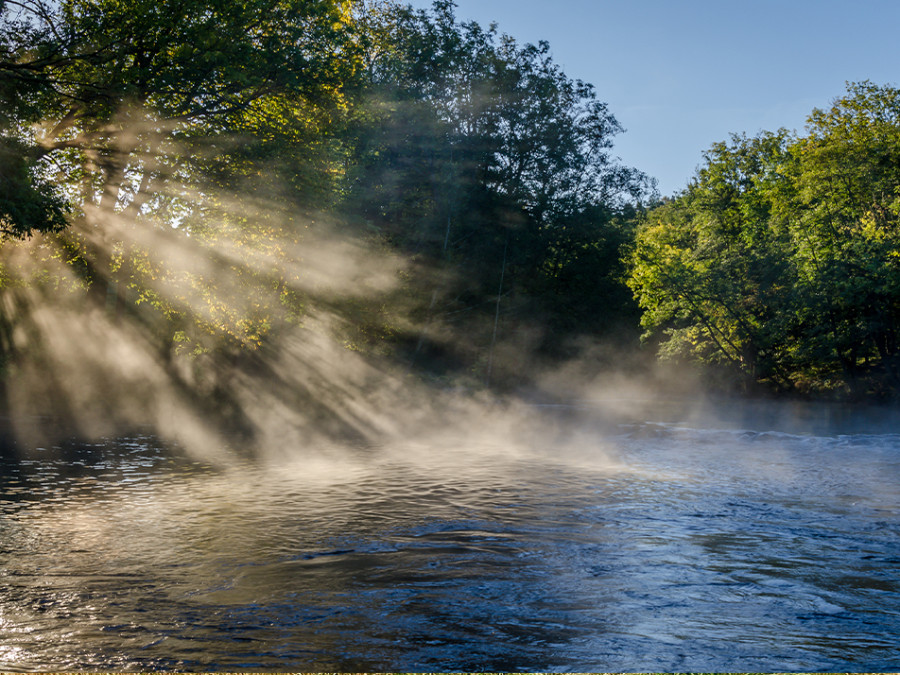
[343,0,653,372]
[0,0,653,429]
[1,0,356,230]
[629,82,900,397]
[8,0,897,410]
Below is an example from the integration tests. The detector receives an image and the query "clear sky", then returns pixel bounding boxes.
[404,0,900,196]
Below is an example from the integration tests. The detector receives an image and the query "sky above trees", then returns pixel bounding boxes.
[406,0,900,196]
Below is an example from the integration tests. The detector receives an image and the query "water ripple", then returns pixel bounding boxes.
[1,422,899,670]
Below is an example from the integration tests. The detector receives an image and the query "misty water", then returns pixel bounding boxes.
[1,401,899,671]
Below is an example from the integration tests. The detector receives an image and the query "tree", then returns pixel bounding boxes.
[0,136,67,237]
[629,131,797,388]
[630,82,900,396]
[1,0,357,233]
[787,81,900,390]
[344,1,653,375]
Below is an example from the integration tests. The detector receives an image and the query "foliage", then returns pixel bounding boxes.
[1,0,359,354]
[0,136,68,237]
[629,82,900,396]
[8,0,899,404]
[344,0,653,371]
[1,0,653,402]
[1,0,356,221]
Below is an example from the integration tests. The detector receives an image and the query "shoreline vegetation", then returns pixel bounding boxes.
[1,1,900,450]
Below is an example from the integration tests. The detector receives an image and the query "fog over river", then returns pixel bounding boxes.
[1,400,899,671]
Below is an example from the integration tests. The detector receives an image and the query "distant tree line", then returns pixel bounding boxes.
[2,0,899,399]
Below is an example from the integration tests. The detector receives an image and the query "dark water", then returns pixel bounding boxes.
[1,405,900,671]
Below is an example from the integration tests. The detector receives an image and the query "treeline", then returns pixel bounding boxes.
[2,0,900,400]
[630,81,900,398]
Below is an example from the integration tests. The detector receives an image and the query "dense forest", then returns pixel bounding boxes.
[2,0,900,438]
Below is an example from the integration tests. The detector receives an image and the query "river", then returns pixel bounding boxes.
[1,400,899,671]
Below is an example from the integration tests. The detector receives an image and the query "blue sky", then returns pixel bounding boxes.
[405,0,900,196]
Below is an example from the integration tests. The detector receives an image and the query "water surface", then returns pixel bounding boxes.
[1,405,899,671]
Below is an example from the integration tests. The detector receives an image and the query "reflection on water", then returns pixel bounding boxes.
[1,406,899,671]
